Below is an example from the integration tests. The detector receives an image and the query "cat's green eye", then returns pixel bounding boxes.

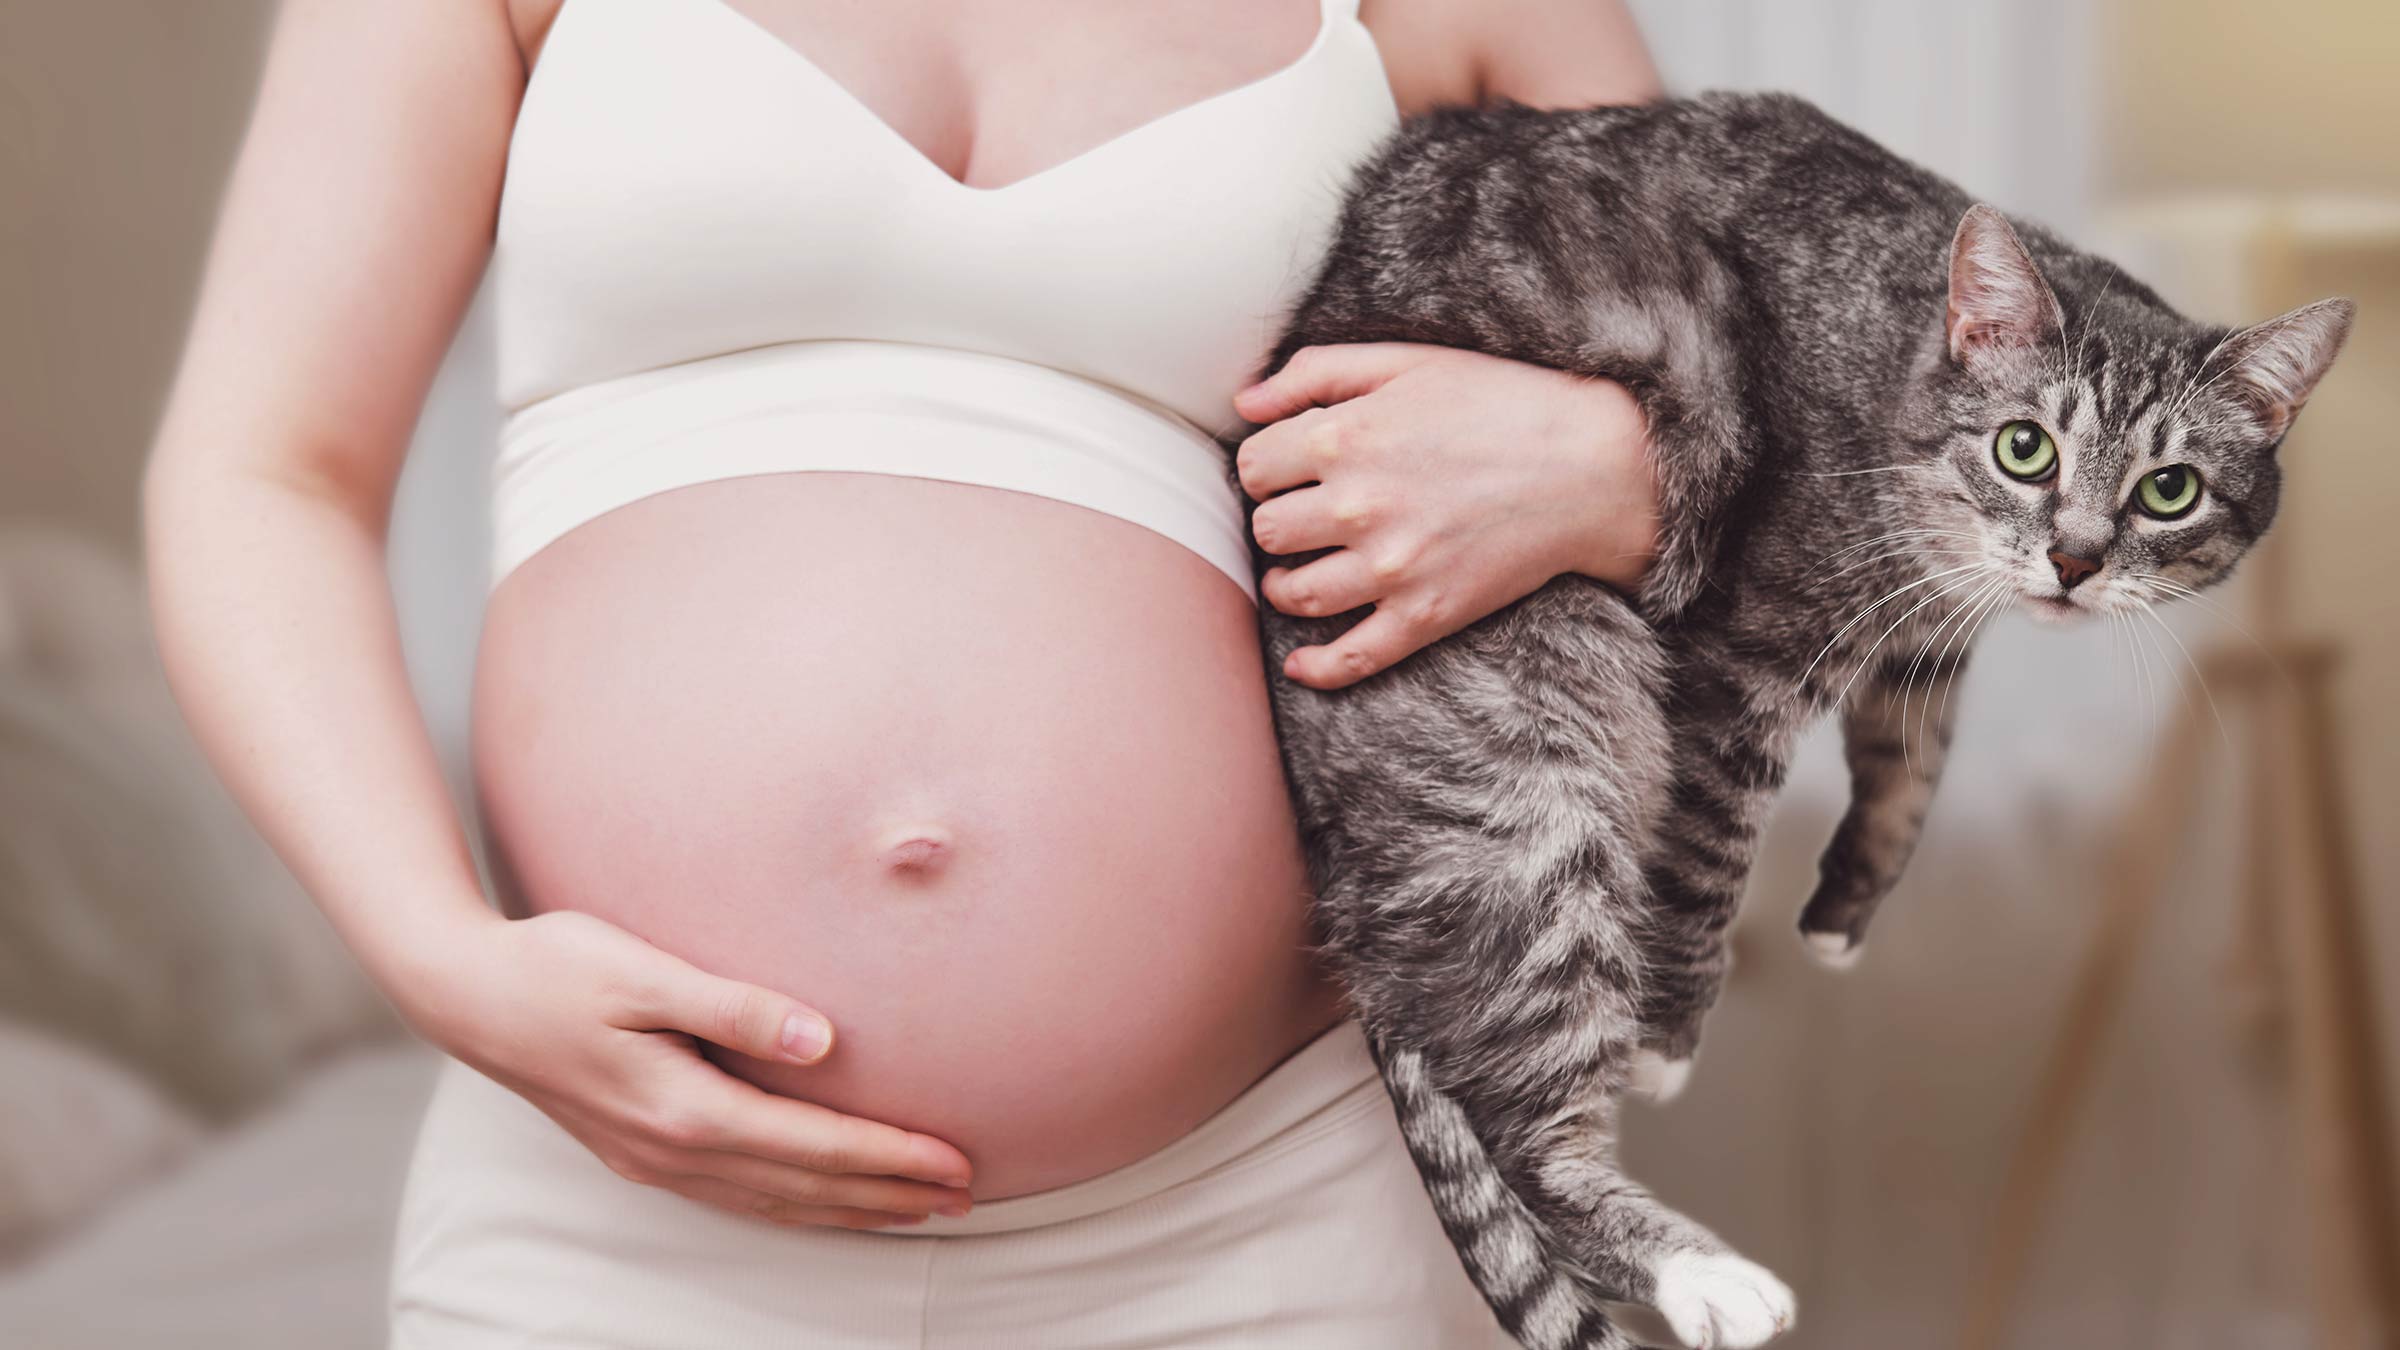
[1994,421,2057,481]
[2136,464,2203,519]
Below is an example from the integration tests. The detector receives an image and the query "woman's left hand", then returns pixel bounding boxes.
[1234,343,1660,689]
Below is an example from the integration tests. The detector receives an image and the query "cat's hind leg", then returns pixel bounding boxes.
[1626,653,1799,1098]
[1356,883,1796,1350]
[1281,580,1794,1347]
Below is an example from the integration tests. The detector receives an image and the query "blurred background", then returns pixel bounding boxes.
[1,1,2393,1346]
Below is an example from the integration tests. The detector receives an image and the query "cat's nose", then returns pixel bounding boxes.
[2048,549,2101,590]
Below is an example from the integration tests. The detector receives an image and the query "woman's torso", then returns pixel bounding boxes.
[470,0,1398,1197]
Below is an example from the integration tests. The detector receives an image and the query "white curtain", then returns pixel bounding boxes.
[1632,0,2096,233]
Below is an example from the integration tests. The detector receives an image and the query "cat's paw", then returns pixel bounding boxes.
[1625,1048,1694,1103]
[1649,1249,1796,1349]
[1800,929,1863,971]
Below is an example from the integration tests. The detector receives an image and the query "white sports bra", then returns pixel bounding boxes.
[487,0,1398,597]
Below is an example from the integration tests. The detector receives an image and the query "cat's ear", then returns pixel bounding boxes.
[2213,298,2356,443]
[1945,204,2065,366]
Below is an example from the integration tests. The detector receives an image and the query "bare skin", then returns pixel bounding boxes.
[476,474,1338,1199]
[146,0,1659,1231]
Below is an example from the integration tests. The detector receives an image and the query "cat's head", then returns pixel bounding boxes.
[1908,203,2352,621]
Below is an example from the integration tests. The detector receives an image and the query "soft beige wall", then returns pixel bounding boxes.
[2100,0,2400,198]
[2093,0,2400,1288]
[2086,0,2400,1336]
[2275,231,2400,907]
[0,1,275,549]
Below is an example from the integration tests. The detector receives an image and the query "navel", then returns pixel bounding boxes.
[876,823,955,877]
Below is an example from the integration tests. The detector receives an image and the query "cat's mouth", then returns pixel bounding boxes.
[2024,592,2085,623]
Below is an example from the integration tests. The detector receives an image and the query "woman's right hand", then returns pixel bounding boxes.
[398,908,976,1231]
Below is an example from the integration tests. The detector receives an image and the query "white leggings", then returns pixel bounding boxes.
[387,1019,1517,1348]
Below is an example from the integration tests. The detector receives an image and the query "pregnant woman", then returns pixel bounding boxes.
[144,0,1664,1344]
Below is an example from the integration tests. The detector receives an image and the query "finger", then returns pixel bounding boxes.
[668,1174,929,1231]
[1261,552,1382,620]
[1283,602,1453,690]
[687,1075,976,1188]
[625,960,836,1068]
[1250,485,1367,559]
[688,1149,973,1219]
[1233,343,1429,424]
[1234,406,1343,501]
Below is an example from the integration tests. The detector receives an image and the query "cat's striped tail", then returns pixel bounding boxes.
[1376,1045,1636,1350]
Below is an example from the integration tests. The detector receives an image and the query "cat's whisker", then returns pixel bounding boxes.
[2107,611,2140,723]
[1803,528,1980,575]
[1938,578,2014,732]
[1886,591,1960,776]
[2140,603,2233,754]
[1814,566,1987,720]
[2128,572,2300,696]
[1802,464,1929,478]
[1812,530,1984,564]
[1914,575,1996,682]
[1897,575,1998,771]
[2135,606,2184,737]
[1811,524,1980,553]
[2126,601,2165,728]
[1922,577,2008,754]
[1942,584,2002,708]
[1828,568,1994,715]
[2130,603,2161,722]
[1802,557,1989,666]
[1799,561,1992,695]
[1831,571,1989,725]
[2132,613,2160,725]
[1896,582,1965,774]
[1802,539,1986,593]
[2112,610,2150,725]
[1809,543,1982,590]
[2108,609,2133,709]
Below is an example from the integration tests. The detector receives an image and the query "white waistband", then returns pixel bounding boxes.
[906,1016,1379,1236]
[489,340,1258,600]
[408,1015,1380,1238]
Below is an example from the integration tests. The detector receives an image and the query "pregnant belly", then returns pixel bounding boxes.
[470,472,1340,1198]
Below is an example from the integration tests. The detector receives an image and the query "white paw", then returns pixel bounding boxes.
[1650,1249,1796,1349]
[1625,1050,1693,1103]
[1802,930,1863,971]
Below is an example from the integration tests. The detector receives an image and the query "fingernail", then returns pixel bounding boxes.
[780,1013,832,1063]
[936,1199,972,1218]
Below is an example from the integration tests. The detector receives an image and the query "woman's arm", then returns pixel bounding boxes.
[146,0,514,1007]
[1237,0,1665,689]
[1361,0,1661,115]
[1466,0,1662,108]
[145,0,970,1223]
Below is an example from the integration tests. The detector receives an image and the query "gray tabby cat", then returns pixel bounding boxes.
[1246,92,2351,1350]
